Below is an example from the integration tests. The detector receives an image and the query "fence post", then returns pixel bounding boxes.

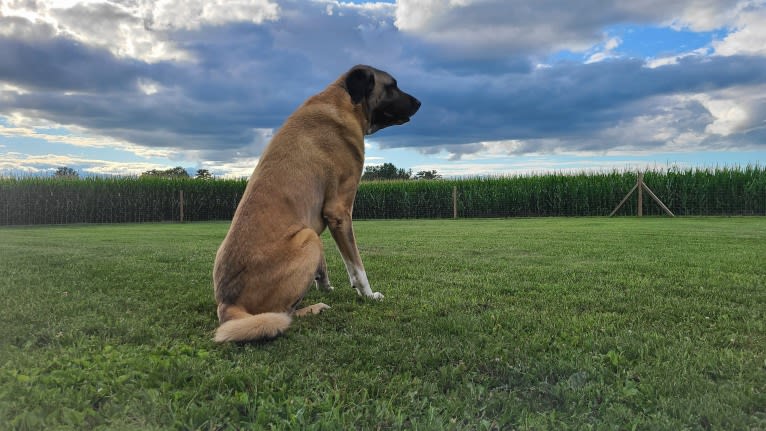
[609,171,675,217]
[637,172,643,217]
[179,190,184,223]
[452,186,457,219]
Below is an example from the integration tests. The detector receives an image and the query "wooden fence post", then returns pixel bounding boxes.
[179,190,184,223]
[609,171,675,217]
[641,181,675,217]
[637,172,643,217]
[452,186,457,219]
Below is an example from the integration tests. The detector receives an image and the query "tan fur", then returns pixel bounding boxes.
[214,312,292,342]
[212,66,419,343]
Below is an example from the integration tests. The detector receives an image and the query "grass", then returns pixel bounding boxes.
[0,218,764,430]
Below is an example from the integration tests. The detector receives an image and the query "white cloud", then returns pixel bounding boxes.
[597,108,709,152]
[395,0,599,55]
[409,158,678,178]
[364,156,385,167]
[0,0,281,62]
[453,140,533,160]
[0,144,258,178]
[137,78,161,95]
[411,161,530,177]
[688,84,766,136]
[0,119,174,158]
[604,37,621,51]
[414,138,566,162]
[393,0,751,57]
[198,157,259,179]
[668,0,745,32]
[0,83,29,96]
[695,96,749,136]
[586,36,622,63]
[319,0,395,15]
[599,84,766,149]
[712,5,766,56]
[646,2,766,62]
[145,0,279,31]
[644,47,711,68]
[0,152,167,176]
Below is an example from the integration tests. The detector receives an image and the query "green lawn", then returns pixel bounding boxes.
[0,218,764,430]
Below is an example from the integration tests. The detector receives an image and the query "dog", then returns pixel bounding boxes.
[213,65,420,342]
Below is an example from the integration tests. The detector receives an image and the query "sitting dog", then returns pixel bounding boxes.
[213,65,420,342]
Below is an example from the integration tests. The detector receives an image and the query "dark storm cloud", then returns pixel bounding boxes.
[373,54,766,153]
[0,16,292,152]
[0,35,146,92]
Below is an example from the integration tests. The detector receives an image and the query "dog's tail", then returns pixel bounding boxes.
[214,312,292,343]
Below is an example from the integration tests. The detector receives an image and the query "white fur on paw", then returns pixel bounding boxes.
[371,292,384,300]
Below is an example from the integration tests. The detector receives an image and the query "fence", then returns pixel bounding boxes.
[1,167,764,226]
[0,177,244,225]
[353,169,765,218]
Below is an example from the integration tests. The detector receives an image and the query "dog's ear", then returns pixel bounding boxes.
[345,66,375,104]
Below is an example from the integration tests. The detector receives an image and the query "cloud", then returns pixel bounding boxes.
[421,80,766,161]
[0,118,181,168]
[668,0,745,31]
[712,5,766,56]
[0,0,764,176]
[382,54,766,155]
[0,152,164,176]
[145,0,280,31]
[0,34,150,92]
[393,0,743,57]
[409,157,686,177]
[586,36,622,63]
[0,0,281,62]
[0,1,412,162]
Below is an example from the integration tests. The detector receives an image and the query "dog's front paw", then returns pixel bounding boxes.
[313,303,331,314]
[354,285,384,300]
[294,302,331,317]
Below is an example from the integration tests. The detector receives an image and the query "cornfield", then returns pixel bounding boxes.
[355,166,766,218]
[1,166,764,225]
[0,176,245,225]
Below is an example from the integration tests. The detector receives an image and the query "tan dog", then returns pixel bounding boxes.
[213,65,420,342]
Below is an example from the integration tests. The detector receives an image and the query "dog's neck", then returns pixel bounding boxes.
[333,78,373,135]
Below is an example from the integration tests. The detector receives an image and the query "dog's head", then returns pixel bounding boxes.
[344,65,421,135]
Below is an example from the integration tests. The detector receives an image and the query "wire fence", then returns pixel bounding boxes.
[1,167,764,226]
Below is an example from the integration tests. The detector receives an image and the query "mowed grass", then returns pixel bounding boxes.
[0,218,764,430]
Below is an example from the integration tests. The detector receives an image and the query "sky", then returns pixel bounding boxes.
[1,0,765,178]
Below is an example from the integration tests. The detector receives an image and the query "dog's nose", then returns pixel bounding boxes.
[410,96,421,112]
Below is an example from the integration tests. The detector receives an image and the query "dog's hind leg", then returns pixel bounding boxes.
[284,228,332,318]
[314,251,334,292]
